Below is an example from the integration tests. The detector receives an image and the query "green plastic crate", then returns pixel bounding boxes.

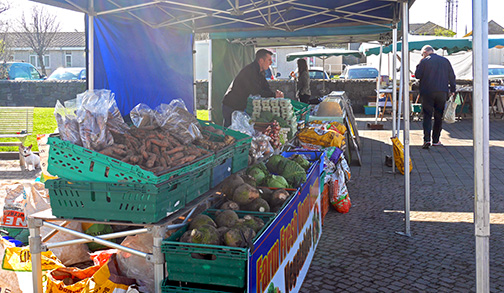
[197,120,252,148]
[211,148,233,188]
[186,165,212,203]
[47,135,214,184]
[291,99,311,123]
[162,279,244,293]
[231,143,250,173]
[162,211,275,288]
[197,120,251,174]
[45,177,191,223]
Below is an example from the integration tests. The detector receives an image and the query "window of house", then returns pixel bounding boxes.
[65,52,72,67]
[29,54,50,68]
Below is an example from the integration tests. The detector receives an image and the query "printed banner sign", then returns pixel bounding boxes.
[249,158,322,293]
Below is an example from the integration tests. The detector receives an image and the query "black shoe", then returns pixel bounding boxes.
[422,142,431,149]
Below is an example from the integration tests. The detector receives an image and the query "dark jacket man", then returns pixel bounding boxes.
[415,45,456,148]
[222,49,283,126]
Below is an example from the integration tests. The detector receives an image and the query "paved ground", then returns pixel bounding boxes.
[301,115,504,292]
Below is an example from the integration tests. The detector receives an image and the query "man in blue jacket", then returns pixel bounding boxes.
[415,45,456,149]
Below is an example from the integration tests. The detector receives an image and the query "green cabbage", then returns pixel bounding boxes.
[246,166,267,186]
[266,175,289,189]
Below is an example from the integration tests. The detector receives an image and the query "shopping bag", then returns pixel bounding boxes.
[46,265,100,293]
[443,95,457,124]
[391,136,413,175]
[2,245,65,271]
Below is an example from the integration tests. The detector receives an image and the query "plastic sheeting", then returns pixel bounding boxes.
[211,40,254,125]
[92,15,194,115]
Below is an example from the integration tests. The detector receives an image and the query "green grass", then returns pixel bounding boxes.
[0,108,58,152]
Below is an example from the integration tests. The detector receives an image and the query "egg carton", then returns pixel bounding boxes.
[262,106,272,112]
[261,99,271,107]
[279,98,290,107]
[252,99,262,107]
[270,99,279,107]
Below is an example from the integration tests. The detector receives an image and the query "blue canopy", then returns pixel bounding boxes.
[30,0,414,115]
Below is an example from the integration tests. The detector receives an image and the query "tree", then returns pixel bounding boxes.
[0,1,11,78]
[16,6,60,75]
[434,27,456,38]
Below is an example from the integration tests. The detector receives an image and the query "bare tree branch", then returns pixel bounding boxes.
[15,6,60,75]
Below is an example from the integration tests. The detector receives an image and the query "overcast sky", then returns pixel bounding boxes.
[2,0,504,37]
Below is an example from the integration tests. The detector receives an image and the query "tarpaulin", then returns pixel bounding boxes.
[93,15,194,115]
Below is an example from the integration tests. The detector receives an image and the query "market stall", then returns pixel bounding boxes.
[2,1,419,292]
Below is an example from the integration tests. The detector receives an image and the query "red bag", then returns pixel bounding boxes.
[334,195,351,214]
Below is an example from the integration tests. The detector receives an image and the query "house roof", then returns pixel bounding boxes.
[409,21,448,35]
[489,20,504,35]
[4,32,85,48]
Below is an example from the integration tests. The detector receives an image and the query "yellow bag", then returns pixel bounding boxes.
[90,254,136,292]
[46,254,135,293]
[46,265,99,293]
[2,246,65,272]
[297,127,346,149]
[308,120,347,135]
[391,136,413,175]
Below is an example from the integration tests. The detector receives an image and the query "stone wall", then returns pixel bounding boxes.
[1,79,473,114]
[195,79,378,113]
[0,80,86,107]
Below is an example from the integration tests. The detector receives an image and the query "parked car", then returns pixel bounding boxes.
[340,64,379,79]
[308,67,330,80]
[290,67,330,80]
[489,64,504,79]
[47,67,86,80]
[0,62,44,80]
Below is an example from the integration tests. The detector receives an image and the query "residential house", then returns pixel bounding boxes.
[409,21,451,36]
[4,32,85,76]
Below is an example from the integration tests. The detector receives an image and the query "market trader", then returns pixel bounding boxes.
[222,49,284,127]
[415,45,456,149]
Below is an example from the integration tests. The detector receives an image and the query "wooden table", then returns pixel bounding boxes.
[455,89,504,118]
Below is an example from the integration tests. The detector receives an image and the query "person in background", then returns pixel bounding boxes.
[296,58,311,103]
[222,49,284,127]
[414,45,456,149]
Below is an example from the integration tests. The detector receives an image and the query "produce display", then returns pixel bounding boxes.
[217,174,292,213]
[54,91,235,175]
[246,154,311,189]
[177,211,266,248]
[246,97,298,140]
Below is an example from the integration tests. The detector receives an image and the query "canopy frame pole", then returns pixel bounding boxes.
[88,1,94,91]
[397,56,403,136]
[374,44,383,124]
[322,56,327,94]
[397,0,411,238]
[472,0,490,291]
[392,25,398,173]
[208,40,213,121]
[192,34,197,116]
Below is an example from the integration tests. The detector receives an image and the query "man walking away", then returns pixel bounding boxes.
[415,45,456,149]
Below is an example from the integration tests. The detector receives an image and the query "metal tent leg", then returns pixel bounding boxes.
[28,217,43,293]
